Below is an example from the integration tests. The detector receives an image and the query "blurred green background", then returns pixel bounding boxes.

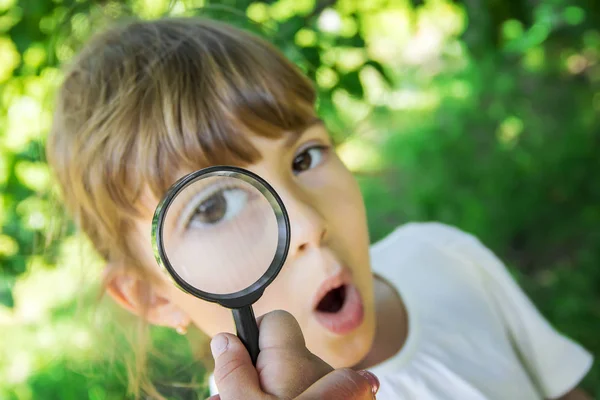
[1,0,599,398]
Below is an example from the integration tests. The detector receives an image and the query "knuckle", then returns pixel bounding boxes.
[258,350,325,398]
[214,357,246,384]
[270,309,293,318]
[266,309,297,325]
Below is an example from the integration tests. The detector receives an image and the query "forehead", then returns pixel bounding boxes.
[136,119,327,215]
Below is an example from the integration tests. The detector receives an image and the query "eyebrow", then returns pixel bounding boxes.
[284,117,325,148]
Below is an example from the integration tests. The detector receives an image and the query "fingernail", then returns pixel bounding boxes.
[357,370,380,396]
[210,334,229,358]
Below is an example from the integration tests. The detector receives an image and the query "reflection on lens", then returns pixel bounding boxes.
[162,176,278,295]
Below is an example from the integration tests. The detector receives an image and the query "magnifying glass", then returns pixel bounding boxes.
[151,166,291,365]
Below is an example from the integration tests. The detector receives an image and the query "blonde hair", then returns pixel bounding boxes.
[47,17,317,398]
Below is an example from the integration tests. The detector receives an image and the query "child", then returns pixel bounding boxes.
[46,17,593,399]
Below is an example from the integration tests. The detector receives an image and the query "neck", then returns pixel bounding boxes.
[354,273,408,370]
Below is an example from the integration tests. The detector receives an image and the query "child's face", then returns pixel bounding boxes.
[132,121,375,368]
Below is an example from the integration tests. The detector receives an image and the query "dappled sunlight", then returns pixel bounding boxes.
[133,0,172,19]
[0,234,18,258]
[332,88,372,122]
[14,162,51,193]
[5,97,44,152]
[9,235,102,324]
[0,36,20,83]
[387,87,442,111]
[0,234,103,393]
[337,137,384,173]
[1,0,599,397]
[317,8,342,33]
[497,116,524,148]
[246,2,270,24]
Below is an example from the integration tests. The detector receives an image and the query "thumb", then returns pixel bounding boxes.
[255,310,333,398]
[210,333,268,400]
[297,368,380,400]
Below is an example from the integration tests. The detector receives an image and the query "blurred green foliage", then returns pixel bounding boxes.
[0,0,598,398]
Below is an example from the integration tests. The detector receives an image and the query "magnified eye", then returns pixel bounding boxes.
[189,188,248,228]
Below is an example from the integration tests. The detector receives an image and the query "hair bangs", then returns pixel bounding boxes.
[125,18,318,200]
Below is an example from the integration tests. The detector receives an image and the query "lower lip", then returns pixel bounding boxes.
[313,284,364,335]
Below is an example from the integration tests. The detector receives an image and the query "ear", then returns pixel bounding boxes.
[103,263,190,330]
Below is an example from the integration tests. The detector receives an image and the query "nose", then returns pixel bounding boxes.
[282,190,327,257]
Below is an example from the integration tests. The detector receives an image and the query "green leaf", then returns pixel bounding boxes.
[337,69,363,97]
[363,60,393,86]
[0,276,14,308]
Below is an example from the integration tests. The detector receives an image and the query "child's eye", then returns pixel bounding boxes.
[292,146,328,174]
[188,188,248,228]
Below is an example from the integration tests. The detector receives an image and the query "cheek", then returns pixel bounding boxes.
[321,160,374,295]
[253,276,310,319]
[175,291,237,336]
[322,162,369,240]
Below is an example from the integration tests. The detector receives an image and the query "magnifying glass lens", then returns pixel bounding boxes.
[153,167,290,366]
[162,175,279,295]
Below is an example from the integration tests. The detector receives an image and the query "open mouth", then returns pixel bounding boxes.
[312,270,364,335]
[316,284,347,313]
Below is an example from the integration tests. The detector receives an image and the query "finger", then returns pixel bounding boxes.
[255,310,333,398]
[297,368,380,400]
[256,310,331,371]
[210,333,264,400]
[256,309,306,350]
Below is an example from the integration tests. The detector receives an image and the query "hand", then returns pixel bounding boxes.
[207,310,379,400]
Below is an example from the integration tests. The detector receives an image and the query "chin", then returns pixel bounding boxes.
[312,307,377,369]
[328,325,376,369]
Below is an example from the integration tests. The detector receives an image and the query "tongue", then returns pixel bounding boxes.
[317,285,346,313]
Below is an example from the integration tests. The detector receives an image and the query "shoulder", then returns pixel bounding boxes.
[370,221,481,254]
[369,221,492,278]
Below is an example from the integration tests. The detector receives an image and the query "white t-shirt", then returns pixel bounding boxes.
[208,222,593,399]
[367,222,593,399]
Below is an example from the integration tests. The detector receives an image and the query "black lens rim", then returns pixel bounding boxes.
[151,166,291,309]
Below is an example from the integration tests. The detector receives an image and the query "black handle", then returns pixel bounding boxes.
[232,306,260,365]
